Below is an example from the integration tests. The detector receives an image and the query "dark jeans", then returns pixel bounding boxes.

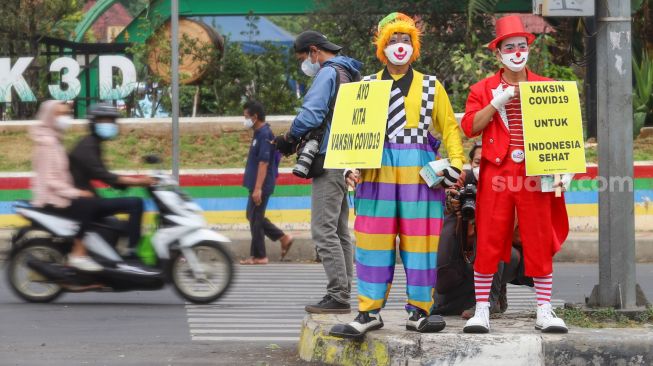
[246,193,284,258]
[47,197,144,249]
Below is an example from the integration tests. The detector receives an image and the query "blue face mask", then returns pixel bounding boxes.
[95,123,119,140]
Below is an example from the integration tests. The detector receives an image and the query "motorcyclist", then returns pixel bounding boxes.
[68,103,154,260]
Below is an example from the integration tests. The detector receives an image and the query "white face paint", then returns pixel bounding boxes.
[384,43,413,66]
[498,36,529,72]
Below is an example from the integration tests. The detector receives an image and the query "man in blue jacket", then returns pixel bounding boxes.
[277,30,362,314]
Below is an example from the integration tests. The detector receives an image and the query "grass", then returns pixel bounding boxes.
[1,129,652,172]
[0,129,297,172]
[557,306,653,328]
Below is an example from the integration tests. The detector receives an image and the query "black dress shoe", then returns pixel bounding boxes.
[329,312,384,340]
[406,311,446,333]
[305,295,351,314]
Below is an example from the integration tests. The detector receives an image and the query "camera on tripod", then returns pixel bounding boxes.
[458,183,477,221]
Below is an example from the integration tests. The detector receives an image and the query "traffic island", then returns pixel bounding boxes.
[298,310,653,365]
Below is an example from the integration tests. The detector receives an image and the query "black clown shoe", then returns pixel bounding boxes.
[406,310,446,333]
[329,312,384,340]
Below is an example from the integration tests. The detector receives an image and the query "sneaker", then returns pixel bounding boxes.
[329,312,383,340]
[535,303,568,333]
[406,310,446,333]
[463,302,490,333]
[305,295,351,314]
[67,255,103,272]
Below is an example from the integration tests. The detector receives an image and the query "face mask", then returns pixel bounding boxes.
[500,50,529,72]
[244,118,254,129]
[301,53,321,77]
[54,115,72,131]
[95,123,119,140]
[472,166,480,180]
[384,43,413,65]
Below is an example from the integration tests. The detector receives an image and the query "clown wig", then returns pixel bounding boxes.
[374,12,421,65]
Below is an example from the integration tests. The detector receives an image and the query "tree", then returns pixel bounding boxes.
[127,15,301,117]
[0,0,82,119]
[306,0,581,111]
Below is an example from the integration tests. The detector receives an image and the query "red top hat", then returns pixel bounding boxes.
[488,15,536,50]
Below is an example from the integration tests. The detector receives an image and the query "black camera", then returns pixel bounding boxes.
[458,183,477,221]
[293,138,320,178]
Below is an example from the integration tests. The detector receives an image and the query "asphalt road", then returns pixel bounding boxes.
[1,262,651,366]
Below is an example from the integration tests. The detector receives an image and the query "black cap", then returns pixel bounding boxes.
[294,30,342,53]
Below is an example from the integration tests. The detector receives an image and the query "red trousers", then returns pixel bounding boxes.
[474,150,569,277]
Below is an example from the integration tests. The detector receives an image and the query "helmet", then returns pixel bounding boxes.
[87,103,120,122]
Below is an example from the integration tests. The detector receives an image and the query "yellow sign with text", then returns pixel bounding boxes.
[520,81,586,176]
[324,80,392,169]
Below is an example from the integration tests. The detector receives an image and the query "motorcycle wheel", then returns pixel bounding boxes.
[7,238,65,303]
[169,241,234,304]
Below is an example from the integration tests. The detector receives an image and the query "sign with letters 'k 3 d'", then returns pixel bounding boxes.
[325,80,392,169]
[0,55,137,102]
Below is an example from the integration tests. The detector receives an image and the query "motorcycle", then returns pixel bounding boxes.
[5,156,234,304]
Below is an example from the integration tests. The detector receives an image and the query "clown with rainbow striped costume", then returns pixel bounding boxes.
[330,12,465,339]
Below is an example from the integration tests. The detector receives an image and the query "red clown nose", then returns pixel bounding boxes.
[398,46,404,52]
[516,52,521,57]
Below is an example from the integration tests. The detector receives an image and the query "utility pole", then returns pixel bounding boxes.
[171,0,180,181]
[589,0,644,309]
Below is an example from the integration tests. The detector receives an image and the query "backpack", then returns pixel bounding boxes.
[300,64,362,179]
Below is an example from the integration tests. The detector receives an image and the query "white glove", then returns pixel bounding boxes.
[490,86,515,110]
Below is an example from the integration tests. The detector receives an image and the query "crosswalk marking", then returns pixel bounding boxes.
[186,264,564,343]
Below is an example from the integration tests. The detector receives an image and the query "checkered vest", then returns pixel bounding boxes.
[363,73,437,144]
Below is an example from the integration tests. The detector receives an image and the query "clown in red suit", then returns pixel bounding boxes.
[460,15,570,333]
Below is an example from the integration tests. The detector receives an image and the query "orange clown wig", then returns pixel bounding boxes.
[374,12,421,65]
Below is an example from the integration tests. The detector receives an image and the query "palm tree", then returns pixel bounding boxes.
[466,0,500,29]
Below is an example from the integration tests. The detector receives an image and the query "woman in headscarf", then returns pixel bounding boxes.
[30,100,102,271]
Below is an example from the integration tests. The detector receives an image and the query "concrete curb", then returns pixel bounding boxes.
[1,230,653,263]
[298,311,653,366]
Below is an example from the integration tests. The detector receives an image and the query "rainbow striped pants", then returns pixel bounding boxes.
[354,142,444,314]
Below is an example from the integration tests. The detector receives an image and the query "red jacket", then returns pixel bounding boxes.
[461,68,568,254]
[461,69,551,166]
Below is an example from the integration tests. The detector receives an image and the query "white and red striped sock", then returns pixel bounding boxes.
[533,273,553,306]
[474,271,494,304]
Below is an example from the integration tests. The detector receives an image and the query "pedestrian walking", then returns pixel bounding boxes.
[241,100,294,265]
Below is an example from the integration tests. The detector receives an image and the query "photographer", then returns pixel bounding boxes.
[432,144,533,318]
[276,31,362,314]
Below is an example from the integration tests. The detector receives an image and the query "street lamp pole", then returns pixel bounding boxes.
[591,0,644,309]
[171,0,180,181]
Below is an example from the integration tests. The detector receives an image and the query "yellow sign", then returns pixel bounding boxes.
[324,80,392,169]
[519,81,586,176]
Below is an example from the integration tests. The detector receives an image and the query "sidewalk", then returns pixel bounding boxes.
[298,311,653,365]
[1,230,653,262]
